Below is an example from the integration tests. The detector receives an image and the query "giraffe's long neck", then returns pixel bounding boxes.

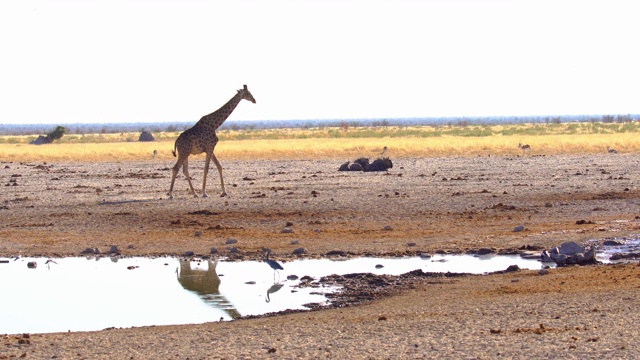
[198,91,244,130]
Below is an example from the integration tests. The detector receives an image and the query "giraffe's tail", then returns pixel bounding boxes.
[171,142,177,157]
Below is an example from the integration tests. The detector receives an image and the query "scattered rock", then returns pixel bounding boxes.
[194,230,203,237]
[383,225,393,231]
[407,242,416,247]
[375,264,384,269]
[281,227,293,234]
[602,240,623,246]
[225,238,238,244]
[81,248,94,254]
[210,247,218,254]
[513,225,525,232]
[349,163,364,171]
[290,240,299,245]
[539,268,550,275]
[541,241,596,266]
[477,248,495,255]
[109,245,119,254]
[419,253,431,259]
[292,248,307,255]
[183,251,195,257]
[505,265,520,272]
[326,250,347,256]
[576,219,594,225]
[364,158,393,172]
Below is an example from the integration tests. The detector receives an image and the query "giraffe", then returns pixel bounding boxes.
[168,85,256,199]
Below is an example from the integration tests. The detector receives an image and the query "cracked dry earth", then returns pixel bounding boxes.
[2,153,640,359]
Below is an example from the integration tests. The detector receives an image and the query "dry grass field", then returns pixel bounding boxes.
[1,122,639,162]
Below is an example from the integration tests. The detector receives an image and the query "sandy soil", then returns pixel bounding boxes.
[1,153,640,359]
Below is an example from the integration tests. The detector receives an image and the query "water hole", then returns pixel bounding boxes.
[1,242,634,335]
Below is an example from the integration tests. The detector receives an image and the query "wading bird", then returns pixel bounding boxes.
[263,248,284,282]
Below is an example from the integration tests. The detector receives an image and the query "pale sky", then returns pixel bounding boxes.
[1,0,638,124]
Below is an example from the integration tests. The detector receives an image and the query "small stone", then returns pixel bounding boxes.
[477,248,495,255]
[94,247,101,254]
[326,250,346,256]
[290,240,299,245]
[285,221,294,227]
[419,253,431,259]
[194,230,203,237]
[383,225,393,231]
[210,247,218,254]
[513,225,525,232]
[375,264,384,269]
[505,265,520,272]
[378,316,387,321]
[109,245,119,254]
[225,238,238,244]
[292,247,306,255]
[511,278,520,282]
[539,268,550,275]
[228,247,239,253]
[127,244,135,249]
[407,242,416,247]
[183,251,195,257]
[281,227,293,234]
[81,248,94,254]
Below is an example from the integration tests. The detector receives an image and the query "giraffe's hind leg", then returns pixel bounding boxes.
[209,152,227,197]
[182,157,198,197]
[169,155,197,199]
[202,153,211,198]
[168,158,183,199]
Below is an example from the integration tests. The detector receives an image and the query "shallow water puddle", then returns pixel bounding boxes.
[0,252,578,335]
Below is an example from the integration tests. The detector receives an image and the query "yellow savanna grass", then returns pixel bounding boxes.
[0,132,636,163]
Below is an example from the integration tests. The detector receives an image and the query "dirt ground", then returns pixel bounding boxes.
[1,153,640,358]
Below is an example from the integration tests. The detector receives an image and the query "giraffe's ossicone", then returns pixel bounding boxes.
[168,85,256,199]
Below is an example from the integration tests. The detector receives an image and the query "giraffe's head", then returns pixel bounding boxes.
[239,84,256,104]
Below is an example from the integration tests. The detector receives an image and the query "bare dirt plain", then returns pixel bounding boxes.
[2,153,640,359]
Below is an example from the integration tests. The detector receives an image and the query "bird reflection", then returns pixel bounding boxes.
[265,283,284,303]
[45,259,58,270]
[176,259,240,319]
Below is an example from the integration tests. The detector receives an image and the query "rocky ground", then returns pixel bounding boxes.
[1,153,640,358]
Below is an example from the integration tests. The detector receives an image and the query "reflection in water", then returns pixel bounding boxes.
[177,259,241,319]
[265,283,284,303]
